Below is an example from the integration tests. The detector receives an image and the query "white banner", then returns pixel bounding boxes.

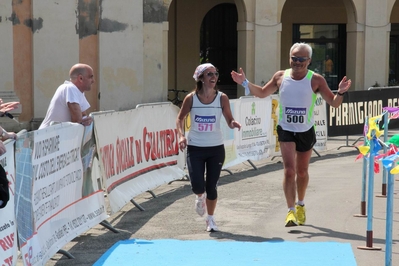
[313,94,328,151]
[222,96,273,169]
[221,94,327,168]
[15,123,107,266]
[93,104,186,214]
[0,141,18,266]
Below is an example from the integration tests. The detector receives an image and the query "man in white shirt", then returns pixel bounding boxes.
[39,63,94,129]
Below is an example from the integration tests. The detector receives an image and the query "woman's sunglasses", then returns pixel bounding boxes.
[206,72,219,77]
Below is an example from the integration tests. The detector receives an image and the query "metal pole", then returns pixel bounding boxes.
[358,130,381,250]
[354,116,368,217]
[377,112,388,197]
[385,168,394,266]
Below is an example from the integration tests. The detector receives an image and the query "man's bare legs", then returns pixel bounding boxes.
[296,149,312,202]
[280,142,297,209]
[281,142,313,226]
[280,142,312,208]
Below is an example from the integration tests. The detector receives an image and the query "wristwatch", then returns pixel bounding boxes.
[1,130,7,138]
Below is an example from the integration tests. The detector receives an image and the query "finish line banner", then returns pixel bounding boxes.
[15,123,107,266]
[93,104,186,214]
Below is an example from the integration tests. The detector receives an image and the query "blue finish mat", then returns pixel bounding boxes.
[94,239,357,266]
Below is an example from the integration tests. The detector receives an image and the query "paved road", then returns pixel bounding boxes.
[17,135,398,266]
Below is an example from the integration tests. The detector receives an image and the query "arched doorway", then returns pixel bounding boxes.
[200,4,238,99]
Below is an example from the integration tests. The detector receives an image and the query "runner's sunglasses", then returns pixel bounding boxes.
[291,56,309,63]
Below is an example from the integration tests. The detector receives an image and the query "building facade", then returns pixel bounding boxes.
[0,0,398,131]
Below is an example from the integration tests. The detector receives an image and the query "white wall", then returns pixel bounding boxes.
[0,2,14,92]
[99,0,144,111]
[33,1,79,117]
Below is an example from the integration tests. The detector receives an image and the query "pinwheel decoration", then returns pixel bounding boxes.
[356,111,399,174]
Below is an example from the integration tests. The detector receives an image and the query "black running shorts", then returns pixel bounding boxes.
[276,125,316,152]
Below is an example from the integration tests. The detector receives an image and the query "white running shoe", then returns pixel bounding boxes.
[206,216,219,232]
[195,194,206,217]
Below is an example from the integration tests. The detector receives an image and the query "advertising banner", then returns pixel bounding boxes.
[222,96,273,169]
[0,141,18,266]
[93,104,186,214]
[15,123,107,266]
[327,88,399,136]
[314,94,328,151]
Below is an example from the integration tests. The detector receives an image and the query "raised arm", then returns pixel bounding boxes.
[231,68,281,98]
[314,74,351,108]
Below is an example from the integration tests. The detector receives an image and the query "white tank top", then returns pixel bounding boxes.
[278,69,317,132]
[188,91,224,147]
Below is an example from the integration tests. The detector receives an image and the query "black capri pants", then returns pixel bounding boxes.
[186,145,225,200]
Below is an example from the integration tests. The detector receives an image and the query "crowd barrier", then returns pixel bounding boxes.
[0,96,326,266]
[1,90,397,265]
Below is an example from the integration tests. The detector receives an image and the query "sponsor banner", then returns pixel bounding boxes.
[314,94,328,151]
[15,123,107,266]
[223,96,273,169]
[93,104,186,214]
[327,88,399,136]
[0,141,18,266]
[221,99,239,167]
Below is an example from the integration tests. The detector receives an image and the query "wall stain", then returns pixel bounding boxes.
[143,0,168,23]
[36,67,69,99]
[101,67,138,92]
[77,0,99,38]
[99,18,128,33]
[10,12,19,25]
[21,17,43,33]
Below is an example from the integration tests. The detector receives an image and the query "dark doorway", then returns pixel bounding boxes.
[200,4,238,99]
[293,24,347,91]
[389,24,399,86]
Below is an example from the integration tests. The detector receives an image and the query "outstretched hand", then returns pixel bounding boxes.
[338,76,352,93]
[231,67,246,85]
[0,101,19,114]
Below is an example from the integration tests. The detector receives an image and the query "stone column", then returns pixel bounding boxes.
[346,22,365,90]
[363,0,391,88]
[253,0,281,86]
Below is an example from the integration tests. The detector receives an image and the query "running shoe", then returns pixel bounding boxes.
[285,210,298,227]
[206,216,219,232]
[195,194,206,217]
[296,204,306,225]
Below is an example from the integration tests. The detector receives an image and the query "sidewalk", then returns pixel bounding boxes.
[36,134,398,266]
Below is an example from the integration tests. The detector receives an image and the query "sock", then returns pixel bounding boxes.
[207,215,213,220]
[288,207,295,212]
[297,201,305,206]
